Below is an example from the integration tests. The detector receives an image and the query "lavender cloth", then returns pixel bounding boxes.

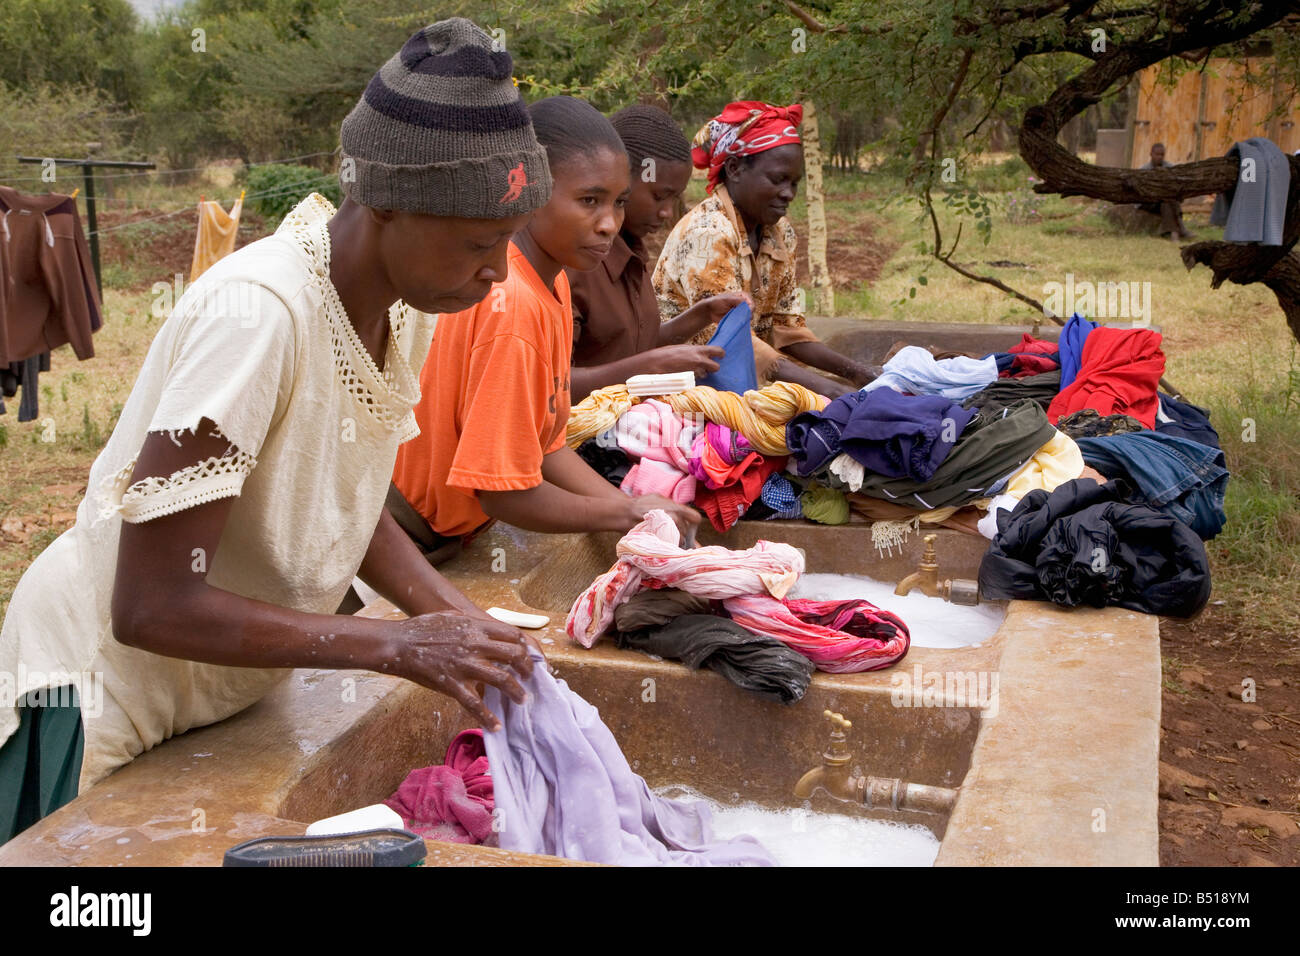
[839,388,975,482]
[482,648,777,866]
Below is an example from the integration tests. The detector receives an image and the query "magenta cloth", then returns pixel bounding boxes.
[621,458,697,503]
[687,422,755,488]
[566,509,804,646]
[722,595,911,673]
[384,728,495,844]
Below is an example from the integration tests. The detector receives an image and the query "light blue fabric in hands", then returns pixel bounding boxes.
[482,648,777,866]
[863,345,997,401]
[697,302,758,394]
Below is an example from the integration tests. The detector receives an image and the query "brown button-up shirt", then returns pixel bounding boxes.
[0,186,102,364]
[567,230,660,367]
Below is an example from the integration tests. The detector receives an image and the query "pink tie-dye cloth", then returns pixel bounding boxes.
[565,509,803,647]
[722,595,911,673]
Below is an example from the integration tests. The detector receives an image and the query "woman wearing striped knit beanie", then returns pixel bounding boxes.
[0,18,545,844]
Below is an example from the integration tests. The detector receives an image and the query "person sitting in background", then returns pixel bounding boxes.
[568,105,749,402]
[389,96,700,558]
[653,101,877,398]
[1138,143,1189,241]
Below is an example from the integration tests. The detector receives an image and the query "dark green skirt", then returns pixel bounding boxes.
[0,684,84,845]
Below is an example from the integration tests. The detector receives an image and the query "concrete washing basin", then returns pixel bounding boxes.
[0,318,1162,867]
[0,517,1160,867]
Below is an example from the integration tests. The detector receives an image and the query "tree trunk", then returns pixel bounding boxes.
[802,98,834,316]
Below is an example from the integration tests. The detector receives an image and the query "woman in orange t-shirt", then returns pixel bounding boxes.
[391,96,701,555]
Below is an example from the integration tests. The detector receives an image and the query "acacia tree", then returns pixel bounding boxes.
[539,0,1300,340]
[740,1,1300,340]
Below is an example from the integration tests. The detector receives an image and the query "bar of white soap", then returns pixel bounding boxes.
[487,607,551,629]
[305,804,404,837]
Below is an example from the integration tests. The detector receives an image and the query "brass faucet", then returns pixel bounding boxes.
[794,711,858,801]
[895,534,945,598]
[894,534,981,605]
[794,710,959,815]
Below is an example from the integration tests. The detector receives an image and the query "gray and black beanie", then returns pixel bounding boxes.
[339,17,552,218]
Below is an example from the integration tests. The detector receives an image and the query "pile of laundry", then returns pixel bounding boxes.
[570,380,840,532]
[570,313,1224,619]
[566,509,910,678]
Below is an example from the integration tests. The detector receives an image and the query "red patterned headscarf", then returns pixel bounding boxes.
[692,101,804,194]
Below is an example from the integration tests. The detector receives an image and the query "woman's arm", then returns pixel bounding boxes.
[781,341,877,388]
[357,507,485,619]
[110,422,532,728]
[571,345,724,401]
[480,446,700,536]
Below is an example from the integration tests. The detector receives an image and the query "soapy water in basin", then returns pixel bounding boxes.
[791,574,1002,649]
[657,784,939,866]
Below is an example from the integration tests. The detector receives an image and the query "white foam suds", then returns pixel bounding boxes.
[657,785,939,867]
[791,573,1002,648]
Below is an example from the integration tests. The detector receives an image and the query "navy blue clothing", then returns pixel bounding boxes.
[1155,393,1220,449]
[786,391,867,477]
[1076,432,1228,540]
[838,389,974,482]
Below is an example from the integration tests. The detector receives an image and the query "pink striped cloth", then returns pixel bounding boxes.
[620,458,697,503]
[723,595,911,673]
[565,509,804,647]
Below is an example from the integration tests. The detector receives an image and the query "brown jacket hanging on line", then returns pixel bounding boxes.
[0,185,102,364]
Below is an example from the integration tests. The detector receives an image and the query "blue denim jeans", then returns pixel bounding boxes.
[1076,432,1228,539]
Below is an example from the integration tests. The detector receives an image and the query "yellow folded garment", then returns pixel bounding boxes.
[1004,429,1084,498]
[567,384,639,447]
[663,382,829,456]
[190,195,244,282]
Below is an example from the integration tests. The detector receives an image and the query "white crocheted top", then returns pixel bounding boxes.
[0,193,437,788]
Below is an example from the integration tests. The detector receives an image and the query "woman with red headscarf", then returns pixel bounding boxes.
[652,101,876,398]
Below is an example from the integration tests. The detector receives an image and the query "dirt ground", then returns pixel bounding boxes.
[1158,612,1300,866]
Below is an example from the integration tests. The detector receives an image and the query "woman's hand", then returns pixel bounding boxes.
[660,291,752,344]
[645,344,725,376]
[392,610,535,730]
[626,494,702,539]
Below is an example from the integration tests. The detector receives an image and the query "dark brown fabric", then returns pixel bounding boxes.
[613,588,712,632]
[567,230,660,366]
[0,186,101,364]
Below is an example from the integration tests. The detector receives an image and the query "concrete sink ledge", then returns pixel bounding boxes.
[0,520,1160,867]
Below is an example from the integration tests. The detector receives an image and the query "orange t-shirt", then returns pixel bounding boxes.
[392,243,573,537]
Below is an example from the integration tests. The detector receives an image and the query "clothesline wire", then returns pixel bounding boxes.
[0,150,339,186]
[84,176,337,237]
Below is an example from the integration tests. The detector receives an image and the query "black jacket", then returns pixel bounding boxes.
[979,478,1211,617]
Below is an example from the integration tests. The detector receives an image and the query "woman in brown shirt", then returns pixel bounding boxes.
[568,105,746,401]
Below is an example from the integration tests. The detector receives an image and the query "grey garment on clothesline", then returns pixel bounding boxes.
[1210,138,1291,246]
[482,648,777,866]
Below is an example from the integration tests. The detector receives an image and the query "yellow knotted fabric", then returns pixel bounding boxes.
[664,382,829,455]
[567,381,828,454]
[566,385,640,447]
